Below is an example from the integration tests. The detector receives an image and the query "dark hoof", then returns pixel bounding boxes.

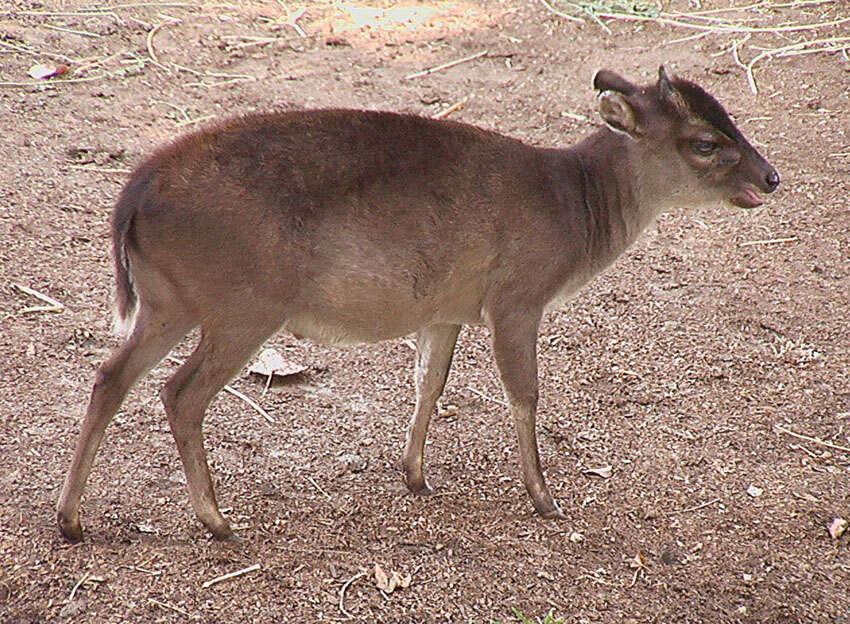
[404,476,434,496]
[536,503,567,520]
[58,513,84,543]
[209,525,235,541]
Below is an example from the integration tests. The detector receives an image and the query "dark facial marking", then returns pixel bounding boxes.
[671,78,746,143]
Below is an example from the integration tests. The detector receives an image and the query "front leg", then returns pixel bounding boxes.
[490,312,564,519]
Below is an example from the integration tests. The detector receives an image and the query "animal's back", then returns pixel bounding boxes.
[114,110,549,342]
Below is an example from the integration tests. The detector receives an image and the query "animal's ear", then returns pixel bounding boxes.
[592,69,637,96]
[597,90,642,138]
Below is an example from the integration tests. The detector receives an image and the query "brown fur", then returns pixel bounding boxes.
[58,69,780,542]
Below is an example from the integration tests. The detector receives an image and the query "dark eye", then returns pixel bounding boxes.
[691,140,719,156]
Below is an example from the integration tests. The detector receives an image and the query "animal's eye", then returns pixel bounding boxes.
[691,140,719,156]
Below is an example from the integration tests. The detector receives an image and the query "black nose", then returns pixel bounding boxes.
[765,168,780,192]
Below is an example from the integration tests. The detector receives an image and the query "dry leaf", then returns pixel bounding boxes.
[28,63,68,80]
[583,465,613,479]
[374,563,410,594]
[248,348,307,378]
[827,517,848,540]
[374,563,389,591]
[630,552,646,569]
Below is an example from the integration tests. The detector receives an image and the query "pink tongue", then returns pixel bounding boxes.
[744,189,760,203]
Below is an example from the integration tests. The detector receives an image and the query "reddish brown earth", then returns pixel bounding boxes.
[1,1,848,622]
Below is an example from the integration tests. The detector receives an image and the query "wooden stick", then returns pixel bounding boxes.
[201,563,260,589]
[405,50,488,80]
[339,571,367,619]
[774,424,850,454]
[14,283,65,313]
[166,356,275,424]
[0,40,80,63]
[433,96,468,120]
[738,236,798,247]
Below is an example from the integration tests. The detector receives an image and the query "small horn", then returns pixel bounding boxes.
[658,65,673,101]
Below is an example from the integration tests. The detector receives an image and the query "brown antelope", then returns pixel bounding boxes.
[57,67,779,541]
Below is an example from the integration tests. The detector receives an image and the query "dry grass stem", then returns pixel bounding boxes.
[405,49,488,80]
[774,424,850,454]
[666,497,722,516]
[307,476,333,500]
[743,36,850,93]
[42,23,102,38]
[464,385,508,407]
[0,39,80,64]
[433,96,469,119]
[67,571,91,602]
[149,598,192,618]
[147,15,182,65]
[339,571,367,619]
[14,283,65,313]
[538,0,584,23]
[201,563,261,589]
[175,114,215,127]
[739,236,798,247]
[67,165,133,174]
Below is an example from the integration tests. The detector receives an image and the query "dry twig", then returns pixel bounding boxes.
[201,563,261,589]
[405,50,488,80]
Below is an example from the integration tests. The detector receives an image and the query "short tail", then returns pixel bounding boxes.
[110,172,147,337]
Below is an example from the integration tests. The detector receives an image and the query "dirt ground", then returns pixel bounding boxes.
[1,0,849,622]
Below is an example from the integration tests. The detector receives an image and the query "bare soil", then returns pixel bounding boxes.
[1,1,849,622]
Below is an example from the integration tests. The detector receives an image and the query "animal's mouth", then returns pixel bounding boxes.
[729,185,763,209]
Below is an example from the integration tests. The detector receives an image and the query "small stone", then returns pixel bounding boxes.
[337,453,367,474]
[746,485,763,498]
[59,598,87,619]
[569,531,584,543]
[827,517,848,540]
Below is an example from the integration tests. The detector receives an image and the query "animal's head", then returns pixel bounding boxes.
[592,66,779,209]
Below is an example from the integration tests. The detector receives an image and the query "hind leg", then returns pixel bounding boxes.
[161,322,276,539]
[402,324,460,495]
[57,305,192,542]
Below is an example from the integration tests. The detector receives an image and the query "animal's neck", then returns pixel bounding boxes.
[568,128,669,251]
